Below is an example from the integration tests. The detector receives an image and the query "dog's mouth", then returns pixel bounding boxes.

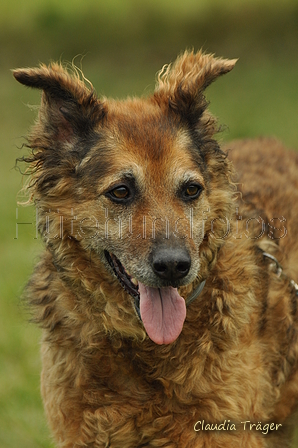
[104,250,187,345]
[104,250,140,300]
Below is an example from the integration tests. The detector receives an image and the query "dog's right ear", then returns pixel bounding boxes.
[13,63,105,148]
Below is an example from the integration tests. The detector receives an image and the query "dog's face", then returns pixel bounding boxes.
[14,51,236,344]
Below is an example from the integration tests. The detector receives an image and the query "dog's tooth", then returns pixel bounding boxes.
[131,277,138,286]
[126,270,131,277]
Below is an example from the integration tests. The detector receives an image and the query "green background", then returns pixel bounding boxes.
[1,1,298,446]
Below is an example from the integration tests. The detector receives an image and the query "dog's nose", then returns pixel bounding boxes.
[152,248,191,281]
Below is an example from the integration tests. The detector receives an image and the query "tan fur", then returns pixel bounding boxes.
[14,51,298,447]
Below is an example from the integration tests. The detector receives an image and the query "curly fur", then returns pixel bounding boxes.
[13,50,298,447]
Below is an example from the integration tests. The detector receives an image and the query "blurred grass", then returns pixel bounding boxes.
[1,1,298,447]
[2,0,298,70]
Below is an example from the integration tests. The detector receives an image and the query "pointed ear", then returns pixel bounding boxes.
[154,50,237,127]
[13,63,105,147]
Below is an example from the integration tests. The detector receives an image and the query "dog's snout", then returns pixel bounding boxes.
[152,248,191,282]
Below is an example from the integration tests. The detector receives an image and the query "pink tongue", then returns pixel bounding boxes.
[139,282,186,345]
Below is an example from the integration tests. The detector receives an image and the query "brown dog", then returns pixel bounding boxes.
[14,51,298,447]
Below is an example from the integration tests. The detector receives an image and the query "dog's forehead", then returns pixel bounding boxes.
[108,98,175,148]
[82,97,206,194]
[105,97,200,170]
[103,120,197,188]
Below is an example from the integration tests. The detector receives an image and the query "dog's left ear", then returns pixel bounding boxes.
[154,50,237,127]
[13,63,105,148]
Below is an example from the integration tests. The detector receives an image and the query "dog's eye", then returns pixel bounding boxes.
[183,183,203,200]
[108,186,130,201]
[111,186,130,199]
[186,185,199,196]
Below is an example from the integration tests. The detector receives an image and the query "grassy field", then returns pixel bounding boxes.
[1,1,298,447]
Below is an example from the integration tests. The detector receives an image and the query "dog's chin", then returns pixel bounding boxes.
[104,250,188,345]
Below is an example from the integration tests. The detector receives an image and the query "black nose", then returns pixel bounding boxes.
[152,247,191,282]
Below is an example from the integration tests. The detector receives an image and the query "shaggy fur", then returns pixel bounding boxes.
[13,50,298,447]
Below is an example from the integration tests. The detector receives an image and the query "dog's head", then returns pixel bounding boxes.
[14,51,237,345]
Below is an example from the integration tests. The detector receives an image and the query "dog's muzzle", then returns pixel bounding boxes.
[104,250,206,319]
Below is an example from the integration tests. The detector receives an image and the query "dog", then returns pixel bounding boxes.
[14,50,298,447]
